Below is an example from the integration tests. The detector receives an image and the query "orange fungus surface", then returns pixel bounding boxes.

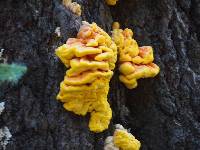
[55,21,117,132]
[112,22,160,89]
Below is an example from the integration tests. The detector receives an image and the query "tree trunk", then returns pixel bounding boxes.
[1,0,200,150]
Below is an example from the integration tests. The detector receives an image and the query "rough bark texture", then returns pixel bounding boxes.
[0,0,200,150]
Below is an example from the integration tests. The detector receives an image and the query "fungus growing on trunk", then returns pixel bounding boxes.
[112,22,160,89]
[105,0,118,6]
[104,124,141,150]
[62,0,81,16]
[55,21,117,132]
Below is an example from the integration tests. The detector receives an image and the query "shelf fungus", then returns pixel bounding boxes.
[62,0,81,16]
[105,0,118,6]
[104,124,141,150]
[55,21,117,132]
[112,22,160,89]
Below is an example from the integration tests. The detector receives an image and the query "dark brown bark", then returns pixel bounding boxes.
[0,0,200,150]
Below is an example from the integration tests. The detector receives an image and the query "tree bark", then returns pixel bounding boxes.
[0,0,200,150]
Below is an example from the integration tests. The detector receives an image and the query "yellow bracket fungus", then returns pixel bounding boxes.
[104,124,141,150]
[63,0,81,16]
[105,0,118,6]
[112,22,160,89]
[55,21,117,133]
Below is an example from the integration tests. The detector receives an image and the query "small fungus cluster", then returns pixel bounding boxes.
[104,124,141,150]
[63,0,81,16]
[55,21,117,132]
[105,0,118,6]
[112,22,160,89]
